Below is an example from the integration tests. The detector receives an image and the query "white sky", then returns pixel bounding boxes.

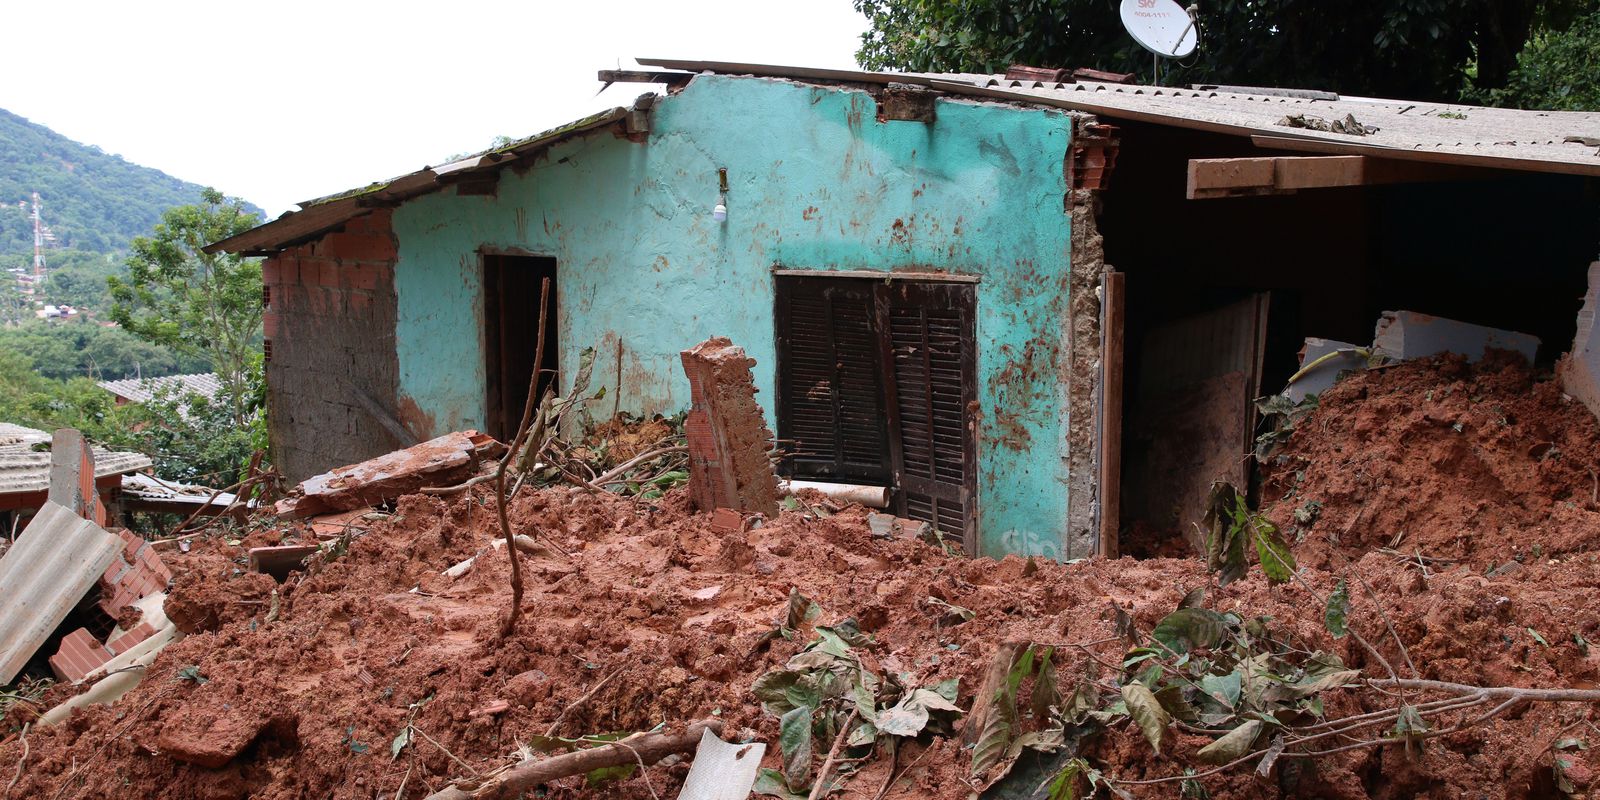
[2,0,869,216]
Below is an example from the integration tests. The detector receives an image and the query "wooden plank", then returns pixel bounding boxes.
[1097,270,1126,559]
[1187,155,1495,199]
[1250,134,1600,178]
[0,502,121,683]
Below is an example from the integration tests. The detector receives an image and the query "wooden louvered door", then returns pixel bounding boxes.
[877,282,978,552]
[774,276,892,483]
[775,275,977,550]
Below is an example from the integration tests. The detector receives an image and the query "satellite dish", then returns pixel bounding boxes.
[1120,0,1199,59]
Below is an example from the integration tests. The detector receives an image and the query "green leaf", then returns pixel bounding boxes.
[1044,758,1088,800]
[780,705,814,787]
[752,768,809,800]
[877,688,962,737]
[1121,682,1170,754]
[1198,672,1242,711]
[1528,627,1550,646]
[968,687,1015,780]
[932,677,960,703]
[846,720,879,747]
[1195,719,1263,764]
[1390,704,1429,756]
[1151,608,1234,654]
[1324,580,1350,639]
[390,727,412,761]
[1031,648,1059,719]
[1203,483,1248,585]
[586,762,638,785]
[1250,513,1297,582]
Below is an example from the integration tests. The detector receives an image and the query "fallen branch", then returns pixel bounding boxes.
[589,445,689,487]
[809,708,859,800]
[421,719,721,800]
[494,278,552,638]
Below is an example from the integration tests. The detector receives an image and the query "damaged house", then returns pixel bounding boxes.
[209,60,1600,561]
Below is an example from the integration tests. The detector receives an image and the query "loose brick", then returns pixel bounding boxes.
[107,622,158,655]
[49,628,113,682]
[680,338,780,517]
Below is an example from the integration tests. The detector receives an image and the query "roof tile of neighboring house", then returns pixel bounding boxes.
[0,423,153,497]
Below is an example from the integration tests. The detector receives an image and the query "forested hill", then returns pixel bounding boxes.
[0,108,264,255]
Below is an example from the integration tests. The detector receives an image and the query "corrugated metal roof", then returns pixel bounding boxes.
[638,59,1600,178]
[0,423,154,498]
[97,373,222,405]
[208,58,1600,256]
[0,501,122,683]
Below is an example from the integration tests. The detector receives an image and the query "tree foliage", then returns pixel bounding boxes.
[1467,9,1600,111]
[0,319,208,381]
[854,0,1592,104]
[108,189,262,423]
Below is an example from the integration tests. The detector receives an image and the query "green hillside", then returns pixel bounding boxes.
[0,108,264,256]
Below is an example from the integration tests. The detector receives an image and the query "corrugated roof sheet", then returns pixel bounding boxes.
[208,58,1600,256]
[97,373,222,405]
[0,501,122,683]
[639,59,1600,178]
[0,423,154,498]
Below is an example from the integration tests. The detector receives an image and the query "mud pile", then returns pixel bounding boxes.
[1260,353,1600,570]
[4,357,1600,800]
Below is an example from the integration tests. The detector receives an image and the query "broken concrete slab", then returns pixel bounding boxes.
[274,430,495,518]
[1285,338,1369,403]
[1558,262,1600,422]
[0,501,122,683]
[248,545,321,580]
[680,338,780,518]
[1373,310,1539,364]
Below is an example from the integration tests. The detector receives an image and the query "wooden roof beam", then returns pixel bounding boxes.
[1187,155,1494,199]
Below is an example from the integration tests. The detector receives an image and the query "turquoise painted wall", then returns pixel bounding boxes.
[391,75,1075,558]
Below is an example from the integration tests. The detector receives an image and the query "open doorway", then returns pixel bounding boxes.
[1095,121,1600,557]
[483,253,558,442]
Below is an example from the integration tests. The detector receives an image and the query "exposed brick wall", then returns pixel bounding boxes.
[261,210,403,482]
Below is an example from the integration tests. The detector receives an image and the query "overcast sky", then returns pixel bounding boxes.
[2,0,869,216]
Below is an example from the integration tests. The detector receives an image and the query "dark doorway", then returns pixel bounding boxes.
[773,273,979,550]
[483,254,558,442]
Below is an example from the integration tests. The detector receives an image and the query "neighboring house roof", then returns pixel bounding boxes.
[208,58,1600,256]
[0,423,154,497]
[98,373,222,405]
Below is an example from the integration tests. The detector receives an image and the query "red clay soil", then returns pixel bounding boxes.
[6,363,1600,800]
[1260,353,1600,571]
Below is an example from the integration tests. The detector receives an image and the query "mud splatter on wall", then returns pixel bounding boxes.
[390,74,1075,556]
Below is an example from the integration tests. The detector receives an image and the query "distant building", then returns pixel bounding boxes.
[97,373,222,407]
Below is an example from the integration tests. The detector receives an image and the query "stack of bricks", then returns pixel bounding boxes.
[99,529,172,618]
[49,621,160,682]
[680,337,781,518]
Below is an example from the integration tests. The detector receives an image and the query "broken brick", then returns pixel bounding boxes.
[106,622,158,656]
[679,338,780,518]
[49,628,114,682]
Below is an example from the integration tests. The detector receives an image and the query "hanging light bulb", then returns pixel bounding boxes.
[713,167,729,223]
